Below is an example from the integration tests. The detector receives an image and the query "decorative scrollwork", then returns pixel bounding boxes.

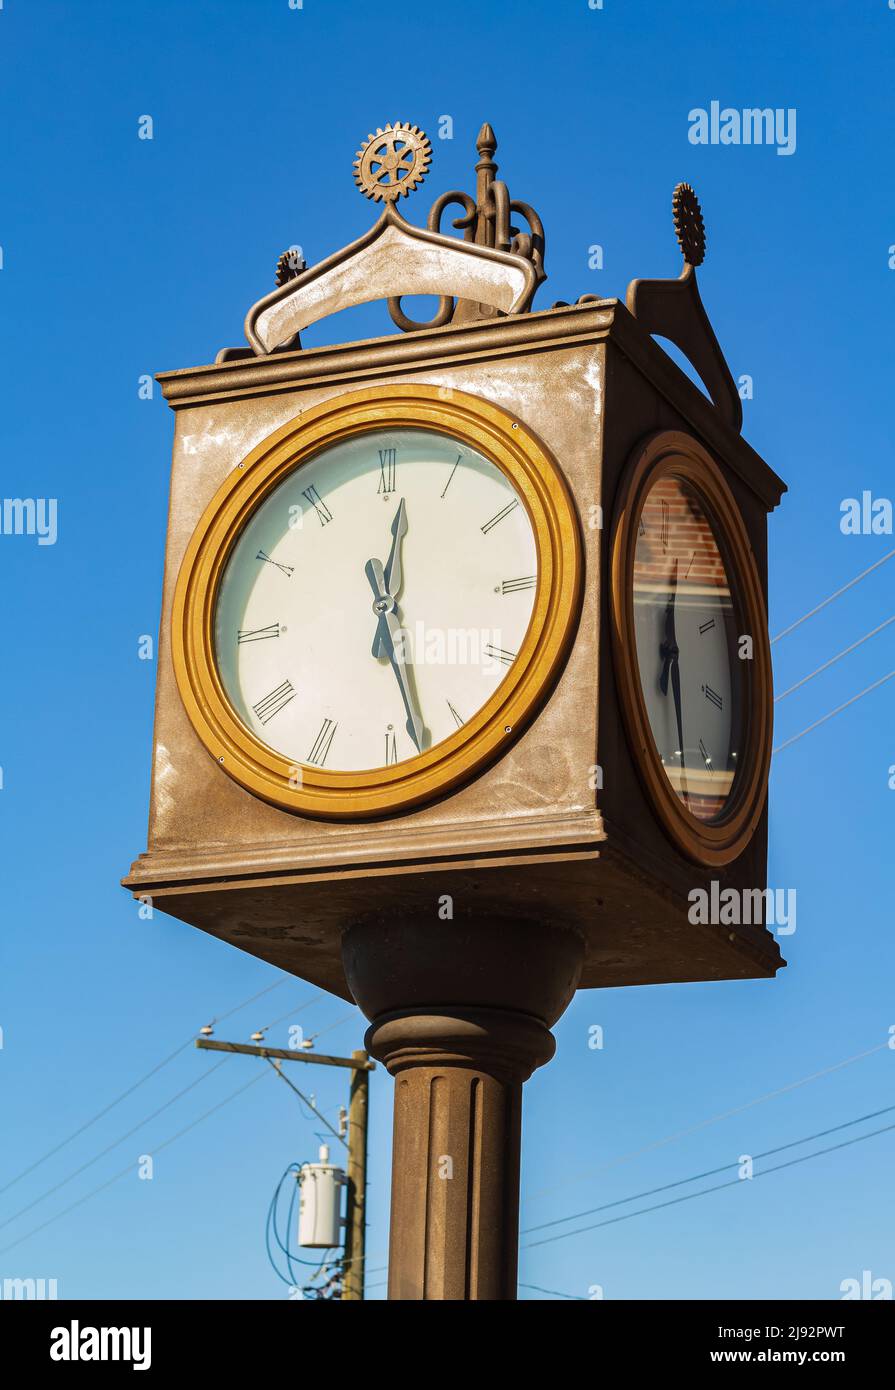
[386,125,546,333]
[387,191,477,332]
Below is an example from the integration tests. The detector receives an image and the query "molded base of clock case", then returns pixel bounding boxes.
[124,821,784,1005]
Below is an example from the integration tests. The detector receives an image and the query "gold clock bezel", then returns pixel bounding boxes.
[172,383,582,819]
[610,430,772,867]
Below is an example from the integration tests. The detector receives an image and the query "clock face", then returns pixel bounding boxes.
[632,475,744,821]
[213,427,539,774]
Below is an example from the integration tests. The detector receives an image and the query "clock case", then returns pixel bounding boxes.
[124,293,786,997]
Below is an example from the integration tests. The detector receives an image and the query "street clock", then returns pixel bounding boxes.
[124,123,786,1300]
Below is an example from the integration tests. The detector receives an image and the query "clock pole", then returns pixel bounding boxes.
[342,912,584,1299]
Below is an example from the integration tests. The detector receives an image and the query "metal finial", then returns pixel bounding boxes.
[476,122,497,158]
[353,122,432,203]
[387,119,545,332]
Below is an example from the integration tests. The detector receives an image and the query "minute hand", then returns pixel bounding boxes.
[364,557,425,753]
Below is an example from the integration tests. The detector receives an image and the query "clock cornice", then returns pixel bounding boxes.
[155,299,785,513]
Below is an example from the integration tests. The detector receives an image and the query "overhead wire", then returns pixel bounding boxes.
[0,1058,231,1231]
[0,991,327,1235]
[522,1100,895,1236]
[773,669,895,754]
[523,1116,895,1251]
[0,1068,272,1256]
[266,1059,347,1148]
[528,1037,889,1199]
[0,975,293,1199]
[774,615,895,702]
[770,547,895,644]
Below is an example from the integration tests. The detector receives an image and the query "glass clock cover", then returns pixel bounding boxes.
[632,474,744,821]
[214,427,538,774]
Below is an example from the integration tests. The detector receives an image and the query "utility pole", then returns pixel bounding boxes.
[196,1037,373,1300]
[341,1049,369,1301]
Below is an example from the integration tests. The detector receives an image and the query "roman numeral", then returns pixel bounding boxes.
[638,516,646,537]
[377,448,396,495]
[441,454,462,498]
[500,575,536,594]
[385,730,398,765]
[698,618,716,635]
[446,700,464,729]
[237,623,280,644]
[307,717,337,766]
[302,485,333,526]
[660,499,669,551]
[256,549,293,578]
[252,680,296,725]
[704,684,723,711]
[698,737,713,770]
[481,499,518,535]
[485,644,516,667]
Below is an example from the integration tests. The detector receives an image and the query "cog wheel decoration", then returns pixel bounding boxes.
[353,123,432,203]
[672,182,706,267]
[275,247,306,287]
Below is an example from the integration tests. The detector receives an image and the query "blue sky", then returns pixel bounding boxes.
[1,0,893,1301]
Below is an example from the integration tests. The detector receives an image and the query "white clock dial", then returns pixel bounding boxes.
[213,427,538,773]
[632,475,744,821]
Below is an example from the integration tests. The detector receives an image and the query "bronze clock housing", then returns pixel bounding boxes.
[610,430,773,867]
[125,134,786,998]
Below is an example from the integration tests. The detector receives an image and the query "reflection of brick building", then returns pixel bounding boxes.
[633,475,736,823]
[635,476,728,591]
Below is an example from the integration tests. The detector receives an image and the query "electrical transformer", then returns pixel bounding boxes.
[298,1145,344,1249]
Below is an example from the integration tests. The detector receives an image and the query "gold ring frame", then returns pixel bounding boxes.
[610,430,773,867]
[172,383,582,819]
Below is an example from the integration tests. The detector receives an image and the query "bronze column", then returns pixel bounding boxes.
[342,912,584,1301]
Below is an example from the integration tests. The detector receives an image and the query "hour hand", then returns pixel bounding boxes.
[384,497,408,598]
[659,558,680,695]
[364,557,426,752]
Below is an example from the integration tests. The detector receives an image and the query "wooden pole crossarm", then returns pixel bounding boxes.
[195,1038,375,1071]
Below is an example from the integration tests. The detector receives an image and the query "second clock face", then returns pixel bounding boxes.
[213,427,539,773]
[632,474,744,821]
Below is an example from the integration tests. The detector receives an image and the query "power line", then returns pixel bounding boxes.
[0,1035,195,1200]
[0,975,292,1200]
[528,1038,888,1200]
[215,977,292,1024]
[770,548,895,644]
[518,1282,587,1300]
[523,1117,895,1251]
[305,1010,359,1044]
[1,992,326,1231]
[0,1058,231,1231]
[254,991,326,1036]
[0,1069,271,1256]
[774,615,895,702]
[522,1100,895,1236]
[773,669,895,754]
[266,1059,347,1149]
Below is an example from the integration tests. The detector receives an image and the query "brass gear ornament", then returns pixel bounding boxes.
[353,123,432,203]
[672,182,706,267]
